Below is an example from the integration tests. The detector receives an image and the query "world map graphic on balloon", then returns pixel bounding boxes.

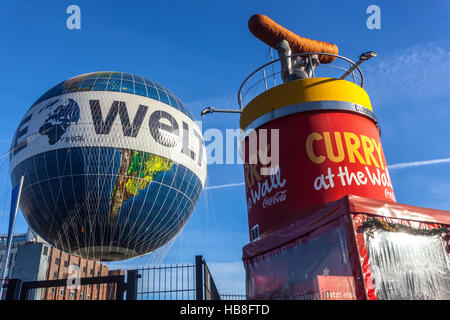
[109,150,174,221]
[38,98,80,145]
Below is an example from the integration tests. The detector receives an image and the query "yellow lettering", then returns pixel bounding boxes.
[306,132,325,164]
[361,135,379,168]
[372,138,385,170]
[323,131,345,163]
[343,132,366,165]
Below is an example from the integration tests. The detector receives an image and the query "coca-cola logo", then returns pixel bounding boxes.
[384,188,395,201]
[262,190,287,208]
[247,166,287,210]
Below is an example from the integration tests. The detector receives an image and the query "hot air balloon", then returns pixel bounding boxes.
[9,71,206,261]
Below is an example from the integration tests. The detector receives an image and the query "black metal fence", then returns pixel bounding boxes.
[2,256,246,300]
[137,263,196,300]
[2,270,140,300]
[221,293,248,300]
[136,255,245,300]
[202,256,220,300]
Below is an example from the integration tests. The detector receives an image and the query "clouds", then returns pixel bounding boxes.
[203,157,450,191]
[388,158,450,170]
[364,39,450,106]
[204,182,245,190]
[361,39,450,169]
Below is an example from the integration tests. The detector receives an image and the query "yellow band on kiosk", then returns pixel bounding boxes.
[240,78,373,130]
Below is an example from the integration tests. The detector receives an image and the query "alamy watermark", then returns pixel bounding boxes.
[66,264,81,290]
[203,126,280,176]
[366,5,381,30]
[66,5,81,30]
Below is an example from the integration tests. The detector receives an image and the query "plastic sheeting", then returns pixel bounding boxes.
[245,217,357,300]
[363,222,450,299]
[243,195,450,300]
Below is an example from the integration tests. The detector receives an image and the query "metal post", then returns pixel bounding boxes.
[195,255,204,300]
[204,263,221,300]
[262,69,268,90]
[340,51,377,81]
[270,47,277,87]
[4,278,22,300]
[200,106,242,116]
[126,269,140,300]
[19,283,29,300]
[0,176,24,298]
[115,276,126,301]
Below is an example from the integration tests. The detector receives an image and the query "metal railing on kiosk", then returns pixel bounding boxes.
[238,52,367,110]
[200,51,375,117]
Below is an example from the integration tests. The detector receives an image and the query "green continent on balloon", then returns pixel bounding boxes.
[109,149,174,221]
[125,151,174,196]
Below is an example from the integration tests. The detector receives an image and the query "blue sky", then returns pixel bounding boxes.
[0,0,449,294]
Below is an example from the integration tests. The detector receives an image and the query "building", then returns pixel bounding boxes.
[1,229,123,300]
[39,245,123,300]
[0,228,44,281]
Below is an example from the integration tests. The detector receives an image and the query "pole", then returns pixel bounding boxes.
[270,47,276,87]
[4,278,22,300]
[340,51,377,81]
[0,176,24,298]
[195,255,204,300]
[262,69,268,91]
[126,269,140,300]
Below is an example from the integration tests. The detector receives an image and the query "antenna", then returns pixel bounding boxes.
[270,46,276,87]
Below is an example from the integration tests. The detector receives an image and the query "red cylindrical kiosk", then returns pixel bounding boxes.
[240,77,396,237]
